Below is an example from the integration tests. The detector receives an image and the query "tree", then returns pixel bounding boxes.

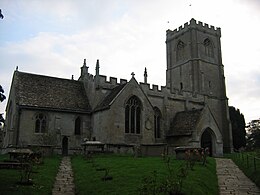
[229,106,246,150]
[0,9,4,19]
[0,85,6,124]
[246,118,260,150]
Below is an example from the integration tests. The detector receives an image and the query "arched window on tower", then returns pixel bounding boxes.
[125,96,142,134]
[154,107,162,139]
[204,38,214,58]
[35,113,47,133]
[176,41,185,61]
[75,117,81,135]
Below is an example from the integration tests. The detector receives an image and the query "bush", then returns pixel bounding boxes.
[139,156,189,195]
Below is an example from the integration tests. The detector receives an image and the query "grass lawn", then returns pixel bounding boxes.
[225,152,260,188]
[0,155,61,195]
[72,154,218,195]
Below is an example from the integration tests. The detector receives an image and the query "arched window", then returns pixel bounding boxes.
[180,82,183,90]
[35,113,47,133]
[204,38,214,58]
[125,96,142,134]
[75,117,81,135]
[177,41,185,61]
[154,107,161,139]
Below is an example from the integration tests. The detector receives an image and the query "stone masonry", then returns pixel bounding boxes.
[52,156,75,195]
[216,158,260,195]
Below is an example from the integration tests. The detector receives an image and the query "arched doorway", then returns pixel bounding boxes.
[62,136,68,156]
[201,128,213,156]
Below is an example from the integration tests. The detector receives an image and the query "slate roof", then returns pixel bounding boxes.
[94,84,126,112]
[167,109,202,136]
[14,71,91,113]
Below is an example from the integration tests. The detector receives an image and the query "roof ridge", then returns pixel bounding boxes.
[16,71,78,83]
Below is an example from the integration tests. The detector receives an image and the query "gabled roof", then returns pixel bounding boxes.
[14,71,91,113]
[167,109,202,136]
[94,84,126,112]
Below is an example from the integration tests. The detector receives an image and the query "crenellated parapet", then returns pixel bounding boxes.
[97,75,127,88]
[139,81,205,104]
[98,75,127,86]
[166,18,221,42]
[83,73,127,90]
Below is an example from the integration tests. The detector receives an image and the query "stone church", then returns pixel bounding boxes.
[2,19,233,156]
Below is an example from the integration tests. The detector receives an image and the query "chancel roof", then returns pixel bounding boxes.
[14,71,91,113]
[167,109,202,136]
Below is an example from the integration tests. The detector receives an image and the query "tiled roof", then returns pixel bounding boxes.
[14,71,91,113]
[167,109,202,136]
[94,84,126,112]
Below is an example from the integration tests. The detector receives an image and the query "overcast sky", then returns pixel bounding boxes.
[0,0,260,123]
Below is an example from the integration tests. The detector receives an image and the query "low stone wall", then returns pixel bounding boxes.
[175,147,203,160]
[106,144,134,155]
[141,144,167,156]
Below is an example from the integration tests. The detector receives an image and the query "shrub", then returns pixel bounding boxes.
[139,156,189,195]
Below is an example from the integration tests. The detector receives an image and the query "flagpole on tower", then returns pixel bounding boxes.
[189,2,193,19]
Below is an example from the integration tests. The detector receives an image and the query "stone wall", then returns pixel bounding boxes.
[17,109,91,151]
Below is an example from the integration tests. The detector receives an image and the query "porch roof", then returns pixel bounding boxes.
[167,109,202,137]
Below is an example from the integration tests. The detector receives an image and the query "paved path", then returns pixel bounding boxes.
[52,156,75,195]
[216,158,260,195]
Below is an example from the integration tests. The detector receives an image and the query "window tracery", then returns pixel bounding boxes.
[125,96,142,134]
[35,113,47,133]
[154,107,161,139]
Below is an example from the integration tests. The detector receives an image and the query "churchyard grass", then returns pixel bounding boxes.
[0,154,61,195]
[72,154,218,195]
[225,152,260,187]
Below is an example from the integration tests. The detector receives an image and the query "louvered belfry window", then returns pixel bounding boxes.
[204,38,214,58]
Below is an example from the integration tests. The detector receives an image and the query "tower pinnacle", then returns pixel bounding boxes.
[81,58,89,78]
[95,59,100,76]
[144,67,148,84]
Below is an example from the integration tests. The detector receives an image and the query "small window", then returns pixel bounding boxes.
[180,82,183,90]
[204,38,214,58]
[75,117,81,135]
[35,113,47,133]
[154,107,161,139]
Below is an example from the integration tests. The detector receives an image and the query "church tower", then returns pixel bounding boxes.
[166,18,225,97]
[166,18,233,153]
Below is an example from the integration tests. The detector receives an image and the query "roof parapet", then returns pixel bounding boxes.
[166,18,221,40]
